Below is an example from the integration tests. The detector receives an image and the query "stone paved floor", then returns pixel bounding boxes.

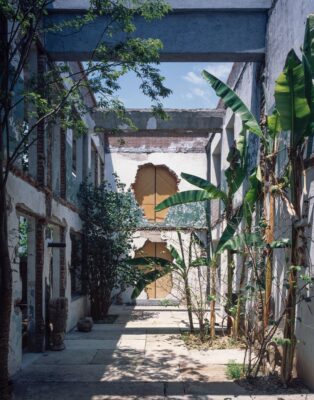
[13,306,314,400]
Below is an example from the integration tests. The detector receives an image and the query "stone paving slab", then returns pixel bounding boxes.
[13,382,165,400]
[64,339,119,350]
[91,349,145,365]
[33,349,97,365]
[66,331,124,340]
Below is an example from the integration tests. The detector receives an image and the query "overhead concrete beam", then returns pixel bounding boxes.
[93,109,224,133]
[48,0,272,11]
[44,1,270,62]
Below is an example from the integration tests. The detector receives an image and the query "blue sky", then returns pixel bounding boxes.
[115,62,233,109]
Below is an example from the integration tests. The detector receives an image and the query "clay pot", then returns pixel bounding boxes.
[77,317,93,332]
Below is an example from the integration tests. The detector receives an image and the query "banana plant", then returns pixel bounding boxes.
[127,232,208,335]
[273,15,314,384]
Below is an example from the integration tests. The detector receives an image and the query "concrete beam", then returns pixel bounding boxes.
[44,1,270,62]
[94,109,224,132]
[48,0,272,11]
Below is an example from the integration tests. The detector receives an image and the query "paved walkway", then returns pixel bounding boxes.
[13,306,313,400]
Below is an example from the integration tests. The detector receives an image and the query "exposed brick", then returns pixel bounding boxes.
[60,127,67,199]
[59,227,66,297]
[35,218,45,352]
[104,131,209,153]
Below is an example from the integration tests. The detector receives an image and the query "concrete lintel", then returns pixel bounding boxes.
[48,0,272,12]
[44,9,268,62]
[94,109,224,132]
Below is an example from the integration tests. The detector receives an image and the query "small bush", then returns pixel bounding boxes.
[226,360,244,380]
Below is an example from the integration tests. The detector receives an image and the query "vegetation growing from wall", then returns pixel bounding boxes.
[78,177,141,321]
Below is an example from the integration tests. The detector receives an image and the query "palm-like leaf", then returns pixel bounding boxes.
[169,245,184,268]
[275,50,311,146]
[202,70,263,138]
[131,268,171,299]
[243,167,262,226]
[181,173,227,203]
[267,109,282,139]
[303,15,314,137]
[217,232,263,254]
[155,190,214,212]
[216,206,244,253]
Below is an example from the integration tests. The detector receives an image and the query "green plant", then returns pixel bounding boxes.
[226,360,245,380]
[127,231,208,336]
[78,176,141,320]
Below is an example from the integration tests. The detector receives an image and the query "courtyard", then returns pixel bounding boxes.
[13,306,313,400]
[2,1,314,399]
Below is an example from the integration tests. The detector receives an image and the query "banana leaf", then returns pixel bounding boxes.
[217,232,263,254]
[131,267,172,299]
[243,167,262,226]
[275,50,311,146]
[225,129,248,195]
[216,205,244,253]
[303,15,314,137]
[169,244,184,268]
[202,70,263,138]
[181,172,227,203]
[267,108,282,139]
[155,190,214,212]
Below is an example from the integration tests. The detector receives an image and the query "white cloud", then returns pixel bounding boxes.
[183,71,204,85]
[203,63,233,81]
[182,63,233,91]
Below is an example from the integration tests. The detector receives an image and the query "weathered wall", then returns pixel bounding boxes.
[264,0,314,389]
[219,0,314,389]
[7,58,101,375]
[104,116,213,304]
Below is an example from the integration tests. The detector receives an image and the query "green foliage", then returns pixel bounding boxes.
[275,50,311,146]
[155,190,215,212]
[217,232,263,254]
[1,0,172,171]
[202,70,263,138]
[181,173,228,203]
[216,206,244,253]
[78,176,141,318]
[18,217,28,258]
[226,360,245,380]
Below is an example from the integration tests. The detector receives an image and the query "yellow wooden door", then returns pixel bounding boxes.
[135,241,173,299]
[133,165,177,222]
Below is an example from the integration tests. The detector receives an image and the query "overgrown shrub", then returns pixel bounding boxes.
[79,176,141,320]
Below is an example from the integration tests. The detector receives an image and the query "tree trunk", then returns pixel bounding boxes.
[281,149,303,384]
[183,277,194,333]
[264,153,276,329]
[233,253,247,339]
[226,249,234,334]
[210,262,217,339]
[0,186,13,400]
[90,286,111,321]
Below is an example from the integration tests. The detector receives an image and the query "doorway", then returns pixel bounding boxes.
[135,240,173,299]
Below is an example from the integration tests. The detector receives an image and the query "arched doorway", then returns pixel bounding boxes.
[135,240,173,299]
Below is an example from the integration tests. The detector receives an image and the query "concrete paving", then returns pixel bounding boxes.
[13,305,313,400]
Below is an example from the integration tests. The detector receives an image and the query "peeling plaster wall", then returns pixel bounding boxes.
[105,152,207,192]
[105,128,209,304]
[117,230,208,305]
